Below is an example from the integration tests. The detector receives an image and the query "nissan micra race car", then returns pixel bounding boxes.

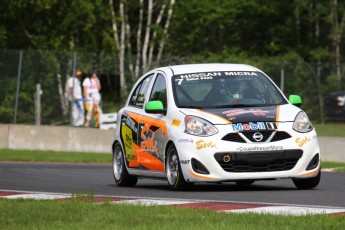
[112,64,321,190]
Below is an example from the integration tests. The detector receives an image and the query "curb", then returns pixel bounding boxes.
[1,189,345,216]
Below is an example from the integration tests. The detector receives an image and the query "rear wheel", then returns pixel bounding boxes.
[235,180,255,186]
[292,170,321,189]
[112,142,138,187]
[165,145,191,190]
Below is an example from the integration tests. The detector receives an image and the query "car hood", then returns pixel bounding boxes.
[179,104,301,125]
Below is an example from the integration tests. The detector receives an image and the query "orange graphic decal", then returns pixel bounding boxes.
[140,124,159,158]
[189,170,214,180]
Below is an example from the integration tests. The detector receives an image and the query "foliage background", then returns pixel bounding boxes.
[1,0,345,124]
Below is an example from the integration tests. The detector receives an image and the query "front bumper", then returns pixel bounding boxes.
[213,149,303,173]
[174,124,320,183]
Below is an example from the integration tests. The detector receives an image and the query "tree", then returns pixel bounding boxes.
[330,0,345,90]
[109,0,176,97]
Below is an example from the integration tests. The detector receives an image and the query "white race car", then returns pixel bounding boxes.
[112,64,321,190]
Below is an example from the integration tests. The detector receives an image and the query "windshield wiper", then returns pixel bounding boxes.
[179,105,203,109]
[205,104,263,108]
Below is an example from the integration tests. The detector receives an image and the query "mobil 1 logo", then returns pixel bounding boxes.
[231,122,277,131]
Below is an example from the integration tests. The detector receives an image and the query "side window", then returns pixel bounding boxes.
[252,77,281,104]
[149,74,167,109]
[129,74,154,108]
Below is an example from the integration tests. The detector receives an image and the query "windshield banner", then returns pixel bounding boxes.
[201,106,278,124]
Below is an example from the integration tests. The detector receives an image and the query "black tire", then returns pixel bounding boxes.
[165,145,192,191]
[235,180,255,186]
[112,142,138,187]
[292,170,321,189]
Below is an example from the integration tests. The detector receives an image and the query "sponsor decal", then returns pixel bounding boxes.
[180,160,191,164]
[231,122,277,131]
[178,138,194,143]
[223,109,270,118]
[180,72,221,79]
[125,116,138,133]
[179,71,257,79]
[224,72,258,76]
[171,118,181,127]
[175,71,258,85]
[202,106,277,123]
[295,136,311,147]
[196,140,216,150]
[121,124,135,160]
[176,72,218,85]
[237,146,283,152]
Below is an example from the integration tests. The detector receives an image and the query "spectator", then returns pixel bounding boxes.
[67,70,85,127]
[83,69,102,127]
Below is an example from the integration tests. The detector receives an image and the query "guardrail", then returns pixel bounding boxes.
[0,124,344,162]
[0,124,113,153]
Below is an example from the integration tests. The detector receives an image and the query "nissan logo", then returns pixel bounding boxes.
[252,132,264,142]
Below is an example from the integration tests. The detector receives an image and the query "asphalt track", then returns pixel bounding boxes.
[0,162,344,208]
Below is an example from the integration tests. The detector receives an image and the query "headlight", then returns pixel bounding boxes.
[185,116,218,136]
[293,111,313,133]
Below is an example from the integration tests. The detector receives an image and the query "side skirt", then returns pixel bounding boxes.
[127,168,166,179]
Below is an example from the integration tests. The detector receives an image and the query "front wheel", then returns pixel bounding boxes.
[292,170,321,189]
[165,145,192,190]
[112,142,138,187]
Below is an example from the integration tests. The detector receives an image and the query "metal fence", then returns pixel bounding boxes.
[0,50,120,125]
[0,49,344,125]
[0,49,188,125]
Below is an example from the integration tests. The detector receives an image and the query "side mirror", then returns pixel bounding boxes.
[289,95,302,106]
[145,100,166,114]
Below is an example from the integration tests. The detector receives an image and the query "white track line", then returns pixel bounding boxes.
[5,193,70,200]
[114,199,193,206]
[225,205,345,215]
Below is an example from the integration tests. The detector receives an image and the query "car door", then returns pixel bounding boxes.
[120,73,154,169]
[137,73,168,172]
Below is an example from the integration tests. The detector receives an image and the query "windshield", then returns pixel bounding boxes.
[172,71,287,108]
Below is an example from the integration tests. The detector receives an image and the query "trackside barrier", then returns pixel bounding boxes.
[0,124,113,153]
[99,113,117,130]
[0,124,344,162]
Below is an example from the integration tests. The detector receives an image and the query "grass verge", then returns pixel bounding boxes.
[0,149,110,163]
[321,161,345,172]
[313,123,345,137]
[0,199,344,230]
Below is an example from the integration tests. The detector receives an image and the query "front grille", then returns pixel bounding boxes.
[242,131,273,142]
[214,150,303,173]
[222,133,246,143]
[222,131,291,143]
[219,160,299,172]
[271,131,291,142]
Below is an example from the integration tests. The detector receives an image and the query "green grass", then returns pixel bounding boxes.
[0,199,344,230]
[313,123,345,137]
[321,161,345,172]
[1,149,345,172]
[0,149,111,163]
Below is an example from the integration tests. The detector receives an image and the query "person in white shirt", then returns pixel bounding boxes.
[67,70,85,126]
[83,70,102,127]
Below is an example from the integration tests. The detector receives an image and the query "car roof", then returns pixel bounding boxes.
[154,63,261,76]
